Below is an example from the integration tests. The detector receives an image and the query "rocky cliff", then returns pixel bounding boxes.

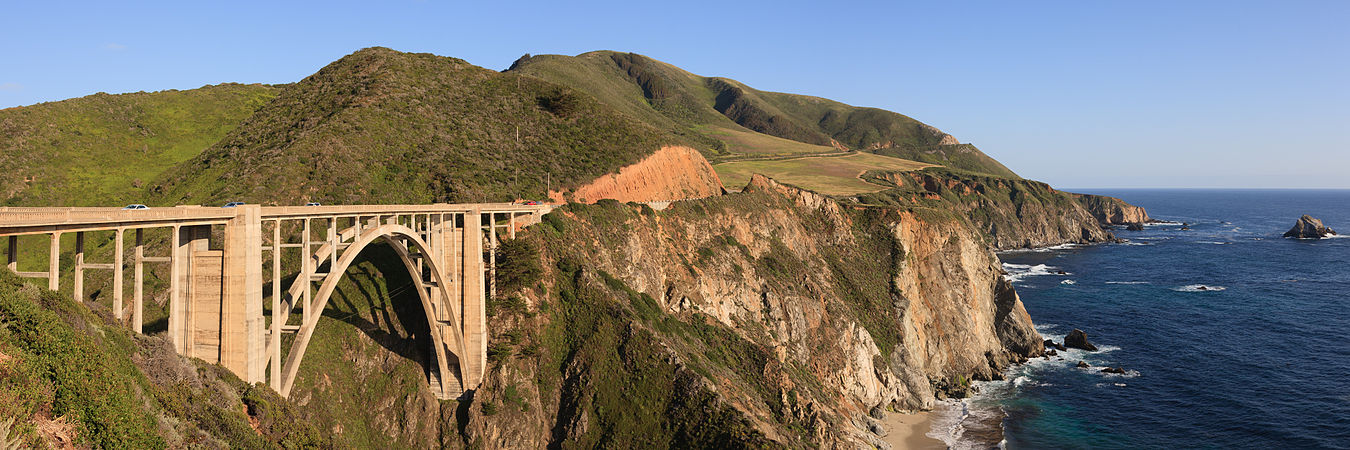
[858,169,1132,250]
[454,174,1043,448]
[1073,193,1153,225]
[548,145,724,203]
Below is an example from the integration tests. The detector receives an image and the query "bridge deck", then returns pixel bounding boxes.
[0,203,549,235]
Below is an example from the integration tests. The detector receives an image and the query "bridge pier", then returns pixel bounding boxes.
[462,210,486,390]
[167,207,266,384]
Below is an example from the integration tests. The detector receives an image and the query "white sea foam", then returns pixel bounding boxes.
[1322,234,1348,239]
[927,399,970,448]
[1174,284,1226,292]
[1197,241,1232,245]
[1002,263,1066,283]
[1060,279,1076,285]
[998,243,1081,254]
[1105,281,1150,285]
[1147,220,1184,226]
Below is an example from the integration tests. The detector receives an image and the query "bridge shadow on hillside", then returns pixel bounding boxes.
[317,243,434,376]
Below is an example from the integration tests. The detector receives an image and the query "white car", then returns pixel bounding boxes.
[122,204,150,210]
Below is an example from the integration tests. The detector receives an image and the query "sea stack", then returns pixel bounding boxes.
[1064,329,1098,351]
[1283,215,1337,239]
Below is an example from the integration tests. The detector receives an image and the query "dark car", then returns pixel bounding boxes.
[222,202,246,208]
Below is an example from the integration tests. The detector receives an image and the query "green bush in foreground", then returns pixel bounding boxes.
[0,269,164,448]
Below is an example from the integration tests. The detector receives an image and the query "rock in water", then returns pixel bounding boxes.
[1064,329,1098,351]
[1126,222,1145,231]
[1101,367,1127,374]
[1284,215,1337,239]
[1044,339,1066,351]
[1076,361,1090,368]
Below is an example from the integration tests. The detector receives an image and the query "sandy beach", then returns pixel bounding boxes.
[880,411,946,449]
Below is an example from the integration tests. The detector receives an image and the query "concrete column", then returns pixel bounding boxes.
[133,229,143,333]
[47,232,60,291]
[170,226,183,352]
[270,220,281,391]
[172,225,211,355]
[301,218,311,324]
[489,213,497,300]
[461,209,485,389]
[428,214,443,319]
[221,205,265,384]
[113,228,124,320]
[6,236,15,272]
[73,232,84,302]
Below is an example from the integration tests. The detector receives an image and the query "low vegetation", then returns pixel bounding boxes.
[152,48,681,206]
[714,151,934,194]
[0,83,278,206]
[0,268,323,448]
[510,51,1018,177]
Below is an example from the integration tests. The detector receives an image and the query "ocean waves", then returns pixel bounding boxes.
[1172,284,1226,292]
[1002,263,1069,283]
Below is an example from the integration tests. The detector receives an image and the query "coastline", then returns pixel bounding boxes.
[879,411,945,449]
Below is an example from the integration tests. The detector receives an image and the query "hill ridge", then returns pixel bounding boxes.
[508,50,1017,177]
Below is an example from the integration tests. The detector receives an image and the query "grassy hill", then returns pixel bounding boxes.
[151,47,680,206]
[0,84,279,206]
[508,51,1018,178]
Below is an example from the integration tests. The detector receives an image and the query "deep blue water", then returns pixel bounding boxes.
[948,190,1350,449]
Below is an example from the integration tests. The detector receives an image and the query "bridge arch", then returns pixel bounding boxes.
[275,223,468,398]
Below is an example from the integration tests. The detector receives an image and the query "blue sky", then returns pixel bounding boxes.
[2,1,1346,188]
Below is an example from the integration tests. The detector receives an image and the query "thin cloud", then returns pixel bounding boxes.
[103,43,127,51]
[0,83,21,91]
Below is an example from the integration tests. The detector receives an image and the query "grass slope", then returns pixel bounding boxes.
[0,84,278,206]
[508,51,1017,177]
[714,152,934,195]
[152,47,680,206]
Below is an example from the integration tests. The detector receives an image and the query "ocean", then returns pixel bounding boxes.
[930,189,1350,449]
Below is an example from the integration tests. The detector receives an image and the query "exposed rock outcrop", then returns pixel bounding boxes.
[1064,329,1098,351]
[548,145,724,204]
[1074,193,1153,225]
[1283,215,1337,239]
[863,170,1133,250]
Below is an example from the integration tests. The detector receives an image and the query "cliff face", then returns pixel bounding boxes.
[548,145,724,203]
[1073,193,1153,224]
[860,169,1141,250]
[459,174,1042,448]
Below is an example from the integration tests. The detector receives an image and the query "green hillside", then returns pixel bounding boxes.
[508,51,1018,177]
[151,47,680,206]
[0,268,323,448]
[0,84,279,206]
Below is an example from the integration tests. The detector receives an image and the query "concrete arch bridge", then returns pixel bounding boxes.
[0,203,549,399]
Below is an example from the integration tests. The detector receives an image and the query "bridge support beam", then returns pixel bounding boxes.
[462,210,485,390]
[221,205,266,384]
